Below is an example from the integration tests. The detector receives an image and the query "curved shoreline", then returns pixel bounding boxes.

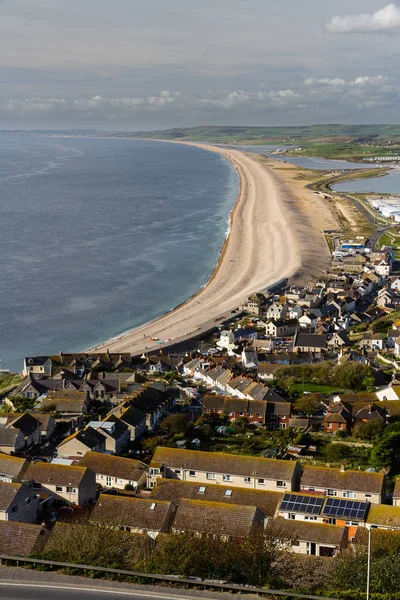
[85,142,316,356]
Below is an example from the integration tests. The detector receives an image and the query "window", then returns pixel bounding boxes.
[326,489,337,497]
[32,482,41,490]
[305,515,317,521]
[116,479,123,485]
[276,481,287,488]
[11,506,18,515]
[223,474,232,482]
[239,412,244,417]
[249,414,254,418]
[206,472,216,480]
[106,476,112,486]
[258,478,265,485]
[365,494,372,498]
[198,486,206,494]
[346,521,359,527]
[328,518,336,525]
[149,503,156,510]
[343,491,357,499]
[189,470,196,477]
[150,468,160,475]
[244,477,251,484]
[327,423,333,429]
[67,486,76,494]
[56,486,63,492]
[174,469,181,474]
[288,513,296,520]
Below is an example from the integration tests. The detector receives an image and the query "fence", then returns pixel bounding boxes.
[0,554,339,600]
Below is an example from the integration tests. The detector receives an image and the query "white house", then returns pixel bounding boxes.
[217,330,236,351]
[375,385,400,401]
[391,279,400,292]
[299,313,318,330]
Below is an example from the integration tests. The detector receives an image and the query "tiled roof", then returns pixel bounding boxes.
[78,452,147,481]
[91,494,173,532]
[58,426,105,449]
[151,447,297,481]
[267,518,346,546]
[0,428,19,447]
[151,478,282,518]
[120,405,146,426]
[172,498,261,538]
[0,521,46,556]
[0,481,21,510]
[367,504,400,528]
[301,466,384,494]
[0,453,27,480]
[24,462,88,486]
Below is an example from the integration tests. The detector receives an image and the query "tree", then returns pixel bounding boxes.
[322,443,351,463]
[160,413,188,435]
[371,431,400,470]
[294,393,323,417]
[354,420,384,441]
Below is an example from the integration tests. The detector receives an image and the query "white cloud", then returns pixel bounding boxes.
[325,3,400,34]
[304,75,390,87]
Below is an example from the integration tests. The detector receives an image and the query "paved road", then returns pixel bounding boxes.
[0,582,242,600]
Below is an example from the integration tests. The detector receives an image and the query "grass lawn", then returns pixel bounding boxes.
[0,373,23,398]
[289,382,342,395]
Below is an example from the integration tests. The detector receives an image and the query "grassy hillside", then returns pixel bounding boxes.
[111,124,400,160]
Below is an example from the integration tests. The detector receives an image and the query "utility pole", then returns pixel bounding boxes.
[366,524,372,600]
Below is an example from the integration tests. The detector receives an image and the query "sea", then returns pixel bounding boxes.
[0,136,239,372]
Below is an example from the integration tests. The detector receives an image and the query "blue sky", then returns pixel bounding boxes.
[2,0,400,129]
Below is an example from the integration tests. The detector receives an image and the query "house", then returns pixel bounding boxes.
[116,405,147,440]
[299,313,319,330]
[56,426,106,458]
[387,329,400,349]
[265,319,299,338]
[78,451,148,490]
[217,330,236,351]
[0,413,41,453]
[0,454,29,483]
[148,447,300,492]
[391,279,400,292]
[360,332,385,352]
[300,466,384,504]
[395,338,400,358]
[0,428,25,455]
[0,481,40,523]
[267,518,347,557]
[233,327,257,343]
[203,395,271,425]
[328,332,351,348]
[366,504,400,529]
[375,385,400,401]
[393,479,400,507]
[0,521,50,556]
[23,356,53,377]
[324,402,352,433]
[257,364,281,381]
[86,415,130,454]
[41,391,90,425]
[172,498,264,540]
[151,478,282,519]
[293,332,328,353]
[266,303,288,320]
[23,462,96,507]
[241,347,258,369]
[91,494,176,536]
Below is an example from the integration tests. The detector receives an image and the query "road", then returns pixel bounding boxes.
[0,581,252,600]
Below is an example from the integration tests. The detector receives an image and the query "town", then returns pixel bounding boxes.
[3,237,400,594]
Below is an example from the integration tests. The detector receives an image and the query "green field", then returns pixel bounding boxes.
[114,124,400,161]
[289,382,341,395]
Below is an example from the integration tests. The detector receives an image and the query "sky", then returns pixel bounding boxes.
[2,0,400,130]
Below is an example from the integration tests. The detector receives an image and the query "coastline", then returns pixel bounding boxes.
[86,142,331,356]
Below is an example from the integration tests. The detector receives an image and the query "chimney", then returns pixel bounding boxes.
[368,403,372,415]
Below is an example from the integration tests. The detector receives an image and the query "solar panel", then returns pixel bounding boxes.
[280,493,324,515]
[322,498,369,521]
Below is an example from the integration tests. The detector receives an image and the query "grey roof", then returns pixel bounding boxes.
[0,453,28,481]
[293,332,328,349]
[0,482,20,511]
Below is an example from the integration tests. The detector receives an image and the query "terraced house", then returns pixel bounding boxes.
[300,466,385,504]
[148,448,300,492]
[78,451,148,490]
[23,462,96,507]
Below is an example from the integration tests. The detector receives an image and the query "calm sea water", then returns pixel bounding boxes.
[0,136,238,372]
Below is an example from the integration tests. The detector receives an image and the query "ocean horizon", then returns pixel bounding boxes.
[0,136,239,372]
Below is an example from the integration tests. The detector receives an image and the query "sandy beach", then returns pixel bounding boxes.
[87,143,334,356]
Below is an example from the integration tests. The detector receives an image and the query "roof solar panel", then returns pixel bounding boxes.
[280,493,324,515]
[322,498,369,521]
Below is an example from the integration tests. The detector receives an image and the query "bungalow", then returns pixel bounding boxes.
[151,478,282,519]
[78,451,148,490]
[0,481,40,523]
[148,447,300,492]
[0,521,50,556]
[23,462,96,507]
[0,454,29,483]
[267,518,347,557]
[300,465,384,504]
[56,426,106,458]
[91,494,176,536]
[172,498,264,540]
